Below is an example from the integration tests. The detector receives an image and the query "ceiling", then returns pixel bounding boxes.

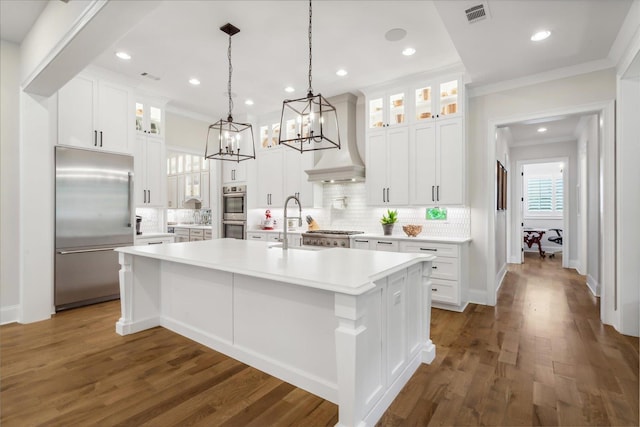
[1,0,634,121]
[503,114,585,147]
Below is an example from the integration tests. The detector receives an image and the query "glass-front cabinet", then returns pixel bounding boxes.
[259,122,282,150]
[367,90,407,129]
[414,78,461,122]
[135,99,165,135]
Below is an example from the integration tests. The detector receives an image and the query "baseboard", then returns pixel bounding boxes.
[568,259,580,270]
[467,289,486,305]
[0,305,19,325]
[586,274,600,296]
[508,256,522,264]
[495,264,507,293]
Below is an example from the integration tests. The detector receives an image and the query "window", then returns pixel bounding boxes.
[525,173,563,217]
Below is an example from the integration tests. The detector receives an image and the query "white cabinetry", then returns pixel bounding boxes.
[58,74,132,153]
[284,150,317,207]
[135,235,174,245]
[256,149,284,208]
[351,237,371,250]
[366,127,409,206]
[135,135,164,207]
[370,238,399,252]
[410,117,464,205]
[135,98,165,136]
[167,152,211,209]
[365,74,464,207]
[399,240,468,311]
[222,161,247,184]
[174,228,190,242]
[167,176,178,208]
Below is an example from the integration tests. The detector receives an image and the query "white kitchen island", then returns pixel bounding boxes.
[115,238,436,427]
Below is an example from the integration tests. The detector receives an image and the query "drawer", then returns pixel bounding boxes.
[247,232,265,240]
[135,237,174,245]
[204,230,212,240]
[370,239,398,252]
[430,257,459,281]
[399,241,459,258]
[351,238,371,250]
[189,236,204,241]
[189,229,204,237]
[174,228,190,237]
[267,234,282,242]
[430,278,459,305]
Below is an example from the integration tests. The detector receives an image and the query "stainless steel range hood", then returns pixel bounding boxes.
[305,93,365,183]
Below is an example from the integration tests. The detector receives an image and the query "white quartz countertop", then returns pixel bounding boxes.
[170,224,212,229]
[247,229,305,234]
[352,234,471,244]
[135,233,174,239]
[116,238,435,296]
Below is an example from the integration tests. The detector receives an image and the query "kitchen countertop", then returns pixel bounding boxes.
[247,228,305,234]
[170,224,212,229]
[135,232,174,239]
[116,238,435,296]
[352,234,472,244]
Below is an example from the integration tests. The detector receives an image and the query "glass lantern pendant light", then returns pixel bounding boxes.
[278,0,340,152]
[205,23,255,162]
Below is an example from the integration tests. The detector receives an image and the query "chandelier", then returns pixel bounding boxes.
[278,0,340,153]
[205,23,255,162]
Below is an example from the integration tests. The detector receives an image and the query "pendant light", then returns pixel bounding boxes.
[278,0,340,152]
[205,23,255,162]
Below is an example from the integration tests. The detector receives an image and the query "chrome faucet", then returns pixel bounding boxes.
[282,195,302,250]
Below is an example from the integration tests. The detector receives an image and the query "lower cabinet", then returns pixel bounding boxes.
[174,228,190,242]
[134,235,175,245]
[246,231,302,247]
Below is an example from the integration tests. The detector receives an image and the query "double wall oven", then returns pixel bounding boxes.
[222,185,247,239]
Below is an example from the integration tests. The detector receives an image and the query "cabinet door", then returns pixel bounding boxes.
[370,239,399,252]
[366,131,388,206]
[436,118,463,205]
[145,137,164,207]
[58,75,96,148]
[257,150,283,207]
[412,122,437,205]
[283,150,315,206]
[167,175,177,208]
[351,238,371,249]
[176,175,185,208]
[222,160,247,184]
[201,171,210,208]
[386,127,409,205]
[97,81,130,153]
[134,136,146,206]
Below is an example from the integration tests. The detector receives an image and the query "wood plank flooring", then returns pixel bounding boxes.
[2,253,638,426]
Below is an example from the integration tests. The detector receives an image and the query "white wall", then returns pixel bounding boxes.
[166,112,210,152]
[616,73,640,336]
[468,68,616,304]
[0,40,21,324]
[494,128,509,282]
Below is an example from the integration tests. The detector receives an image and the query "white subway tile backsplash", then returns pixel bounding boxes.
[248,182,470,237]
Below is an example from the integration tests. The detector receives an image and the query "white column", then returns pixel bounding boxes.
[116,253,161,335]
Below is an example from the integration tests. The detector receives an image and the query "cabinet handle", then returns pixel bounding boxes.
[148,241,163,245]
[436,185,440,201]
[432,266,438,269]
[148,190,151,204]
[354,239,368,243]
[420,248,437,252]
[143,190,146,203]
[386,188,390,203]
[94,130,98,146]
[431,186,435,202]
[377,241,393,245]
[382,188,386,203]
[432,288,438,292]
[99,131,103,147]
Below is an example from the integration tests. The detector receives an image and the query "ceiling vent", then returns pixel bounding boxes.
[140,72,161,81]
[465,3,490,24]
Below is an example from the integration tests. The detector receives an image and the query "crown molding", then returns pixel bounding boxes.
[608,0,640,73]
[468,59,615,98]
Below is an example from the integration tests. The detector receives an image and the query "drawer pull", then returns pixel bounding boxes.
[432,288,437,292]
[432,266,438,269]
[420,248,437,252]
[355,239,368,243]
[148,241,163,245]
[377,241,393,245]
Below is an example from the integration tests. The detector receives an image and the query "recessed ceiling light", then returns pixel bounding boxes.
[537,127,547,133]
[402,47,416,56]
[115,51,131,60]
[336,69,348,77]
[245,99,254,106]
[285,86,295,93]
[531,30,551,42]
[188,78,201,86]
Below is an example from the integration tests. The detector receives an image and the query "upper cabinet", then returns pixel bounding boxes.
[135,98,165,136]
[135,134,165,208]
[364,73,465,207]
[58,74,133,154]
[222,160,247,184]
[367,90,407,129]
[167,152,212,208]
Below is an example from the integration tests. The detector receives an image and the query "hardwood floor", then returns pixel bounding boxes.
[2,254,638,426]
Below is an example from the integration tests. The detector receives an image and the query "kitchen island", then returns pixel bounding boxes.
[115,239,436,427]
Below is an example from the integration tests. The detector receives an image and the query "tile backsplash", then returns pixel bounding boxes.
[248,182,470,237]
[135,208,163,234]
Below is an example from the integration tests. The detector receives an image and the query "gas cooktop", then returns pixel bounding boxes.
[303,230,365,235]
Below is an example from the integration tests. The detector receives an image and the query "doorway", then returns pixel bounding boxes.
[518,161,567,265]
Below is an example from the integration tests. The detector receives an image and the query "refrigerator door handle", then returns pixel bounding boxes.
[57,247,120,255]
[128,172,133,227]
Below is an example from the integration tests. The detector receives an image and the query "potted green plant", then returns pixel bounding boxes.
[380,209,398,236]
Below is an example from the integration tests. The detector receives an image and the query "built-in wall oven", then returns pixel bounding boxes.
[222,185,247,239]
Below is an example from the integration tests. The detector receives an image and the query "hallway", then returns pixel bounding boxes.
[381,255,639,425]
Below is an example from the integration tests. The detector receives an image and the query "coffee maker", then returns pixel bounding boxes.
[135,215,142,235]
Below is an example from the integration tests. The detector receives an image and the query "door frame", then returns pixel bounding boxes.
[485,101,615,313]
[515,157,569,268]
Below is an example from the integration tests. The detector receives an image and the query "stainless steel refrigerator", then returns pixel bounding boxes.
[55,146,134,311]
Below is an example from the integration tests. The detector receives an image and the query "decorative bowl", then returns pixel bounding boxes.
[402,224,423,237]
